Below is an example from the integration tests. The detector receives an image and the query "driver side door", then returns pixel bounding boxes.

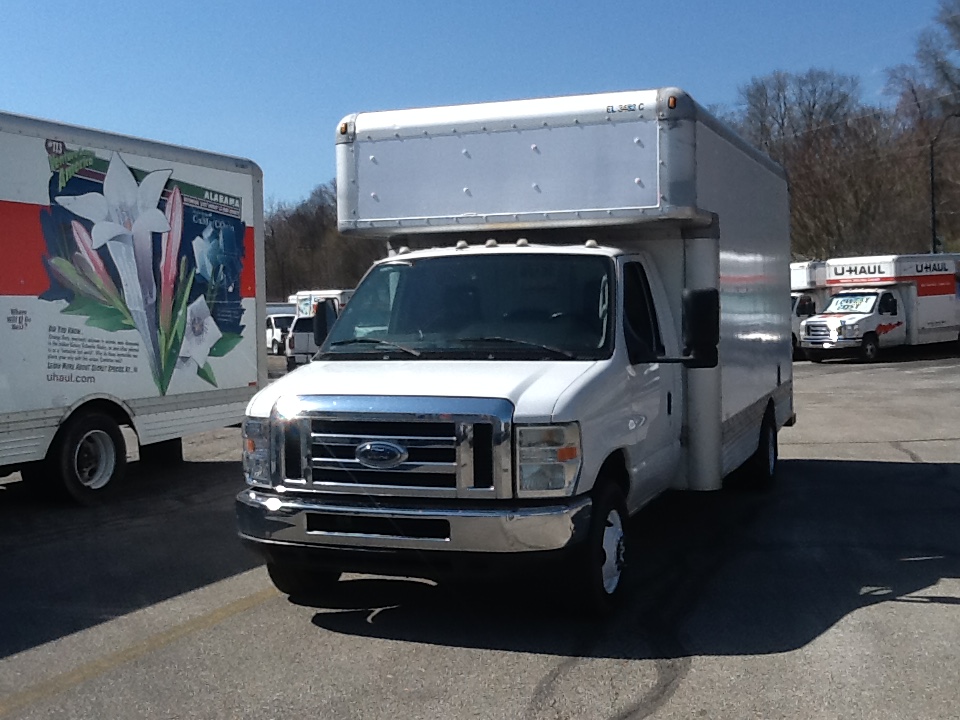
[620,260,682,507]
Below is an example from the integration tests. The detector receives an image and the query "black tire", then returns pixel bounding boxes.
[51,412,127,505]
[574,483,629,615]
[272,340,280,355]
[743,407,778,490]
[859,333,880,362]
[266,563,341,597]
[139,438,183,465]
[807,350,825,363]
[286,356,296,372]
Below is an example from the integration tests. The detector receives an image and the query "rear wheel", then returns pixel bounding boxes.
[50,412,127,505]
[267,563,341,597]
[744,406,778,490]
[272,340,280,355]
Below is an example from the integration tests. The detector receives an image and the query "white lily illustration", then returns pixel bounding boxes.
[55,153,172,380]
[178,296,222,375]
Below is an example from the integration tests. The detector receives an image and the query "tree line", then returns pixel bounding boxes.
[265,1,960,298]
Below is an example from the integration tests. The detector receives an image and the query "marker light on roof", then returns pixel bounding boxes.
[667,96,677,109]
[485,239,498,248]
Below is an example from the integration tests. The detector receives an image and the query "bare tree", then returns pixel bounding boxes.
[263,181,384,301]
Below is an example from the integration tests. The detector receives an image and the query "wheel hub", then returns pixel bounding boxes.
[600,509,625,594]
[73,429,116,490]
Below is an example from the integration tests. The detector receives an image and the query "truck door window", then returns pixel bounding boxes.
[623,262,664,356]
[879,293,897,315]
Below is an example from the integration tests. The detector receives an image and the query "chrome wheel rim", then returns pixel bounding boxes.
[74,430,116,490]
[600,509,625,594]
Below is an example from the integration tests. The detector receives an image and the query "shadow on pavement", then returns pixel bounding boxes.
[799,342,960,365]
[302,458,960,660]
[0,458,258,659]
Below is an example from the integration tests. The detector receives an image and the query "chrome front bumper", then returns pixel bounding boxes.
[236,489,592,554]
[800,337,861,351]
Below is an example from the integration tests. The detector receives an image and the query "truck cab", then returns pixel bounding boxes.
[800,287,905,362]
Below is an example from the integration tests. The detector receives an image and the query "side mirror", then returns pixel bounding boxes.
[681,288,720,369]
[313,298,340,346]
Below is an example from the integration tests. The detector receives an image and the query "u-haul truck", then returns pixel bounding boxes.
[235,88,793,613]
[790,260,831,356]
[800,254,960,362]
[0,111,266,503]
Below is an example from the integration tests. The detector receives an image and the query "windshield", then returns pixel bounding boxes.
[823,293,878,314]
[273,315,293,331]
[292,317,313,333]
[322,253,614,360]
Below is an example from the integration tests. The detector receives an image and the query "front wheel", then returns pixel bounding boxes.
[806,350,825,363]
[52,412,127,505]
[574,484,629,615]
[860,334,880,362]
[272,340,280,355]
[267,563,341,597]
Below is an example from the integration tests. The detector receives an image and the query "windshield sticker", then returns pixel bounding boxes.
[824,295,876,314]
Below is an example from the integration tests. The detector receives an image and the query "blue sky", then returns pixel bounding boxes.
[0,0,941,206]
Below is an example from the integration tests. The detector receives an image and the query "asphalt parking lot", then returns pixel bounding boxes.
[1,349,958,719]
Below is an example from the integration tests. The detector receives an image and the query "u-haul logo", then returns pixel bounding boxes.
[831,264,887,277]
[913,261,950,274]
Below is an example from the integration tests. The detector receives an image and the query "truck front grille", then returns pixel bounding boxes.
[311,419,459,490]
[805,322,830,339]
[275,396,513,499]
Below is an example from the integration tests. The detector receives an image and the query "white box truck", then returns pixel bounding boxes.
[800,253,960,362]
[790,260,831,357]
[236,88,793,611]
[0,111,266,503]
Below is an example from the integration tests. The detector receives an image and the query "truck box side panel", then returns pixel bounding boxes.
[0,115,265,451]
[341,120,661,230]
[694,121,792,474]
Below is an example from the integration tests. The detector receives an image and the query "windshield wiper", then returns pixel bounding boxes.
[457,336,576,359]
[327,338,421,357]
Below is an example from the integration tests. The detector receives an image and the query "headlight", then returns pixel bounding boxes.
[843,323,860,338]
[516,423,582,497]
[242,417,273,487]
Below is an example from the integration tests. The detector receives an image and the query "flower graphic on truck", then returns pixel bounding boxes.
[40,150,246,395]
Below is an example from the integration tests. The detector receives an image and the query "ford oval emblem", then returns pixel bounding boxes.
[355,441,408,469]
